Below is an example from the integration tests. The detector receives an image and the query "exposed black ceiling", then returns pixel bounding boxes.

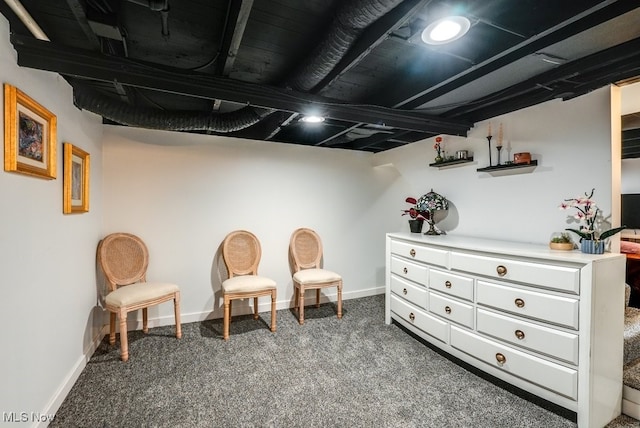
[1,0,640,153]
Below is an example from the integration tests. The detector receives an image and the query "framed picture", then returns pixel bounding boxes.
[4,83,57,179]
[63,142,90,214]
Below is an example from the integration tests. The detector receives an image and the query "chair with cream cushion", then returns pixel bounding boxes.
[289,228,343,325]
[97,233,182,362]
[221,230,277,340]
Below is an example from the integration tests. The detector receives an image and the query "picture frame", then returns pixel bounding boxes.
[63,142,90,214]
[4,83,57,179]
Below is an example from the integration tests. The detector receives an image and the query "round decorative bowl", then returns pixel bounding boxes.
[549,242,574,250]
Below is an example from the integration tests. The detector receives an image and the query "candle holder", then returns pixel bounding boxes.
[486,135,493,166]
[496,145,503,165]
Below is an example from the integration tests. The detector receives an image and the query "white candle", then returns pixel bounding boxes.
[487,123,492,137]
[497,123,503,147]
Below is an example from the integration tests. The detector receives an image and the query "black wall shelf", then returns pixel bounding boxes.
[429,157,474,168]
[476,160,538,176]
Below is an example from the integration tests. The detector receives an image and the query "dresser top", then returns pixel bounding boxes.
[388,232,625,264]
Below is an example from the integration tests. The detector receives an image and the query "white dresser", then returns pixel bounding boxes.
[385,233,626,428]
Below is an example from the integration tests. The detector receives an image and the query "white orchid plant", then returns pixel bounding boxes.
[559,188,625,242]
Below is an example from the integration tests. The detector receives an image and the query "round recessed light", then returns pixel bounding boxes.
[300,115,325,123]
[421,16,470,45]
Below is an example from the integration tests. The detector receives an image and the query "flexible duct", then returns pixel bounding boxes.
[286,0,403,93]
[74,88,268,132]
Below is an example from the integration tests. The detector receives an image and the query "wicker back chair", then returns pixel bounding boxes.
[221,230,277,340]
[289,228,343,325]
[97,233,182,361]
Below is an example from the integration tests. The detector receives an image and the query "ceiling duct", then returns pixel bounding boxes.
[286,0,404,93]
[74,87,268,132]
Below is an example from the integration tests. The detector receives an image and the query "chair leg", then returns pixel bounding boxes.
[337,282,343,320]
[119,309,129,362]
[270,290,277,333]
[253,297,259,320]
[174,292,182,339]
[298,286,305,325]
[142,308,148,334]
[223,295,230,341]
[316,289,320,308]
[109,312,116,346]
[294,286,299,312]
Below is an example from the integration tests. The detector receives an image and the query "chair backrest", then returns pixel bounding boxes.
[98,233,149,292]
[222,230,262,278]
[290,228,323,272]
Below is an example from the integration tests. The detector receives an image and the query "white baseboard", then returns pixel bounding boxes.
[36,325,109,428]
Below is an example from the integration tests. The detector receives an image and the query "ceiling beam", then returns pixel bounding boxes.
[214,0,253,77]
[392,0,639,110]
[10,34,471,135]
[444,36,640,123]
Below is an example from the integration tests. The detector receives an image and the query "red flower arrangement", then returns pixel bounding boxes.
[402,197,429,221]
[434,136,443,158]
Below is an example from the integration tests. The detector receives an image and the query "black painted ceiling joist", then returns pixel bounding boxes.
[10,34,471,135]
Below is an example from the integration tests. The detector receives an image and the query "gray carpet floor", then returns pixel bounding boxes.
[51,295,638,427]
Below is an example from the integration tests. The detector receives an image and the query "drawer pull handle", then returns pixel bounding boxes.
[403,288,408,295]
[515,330,525,340]
[496,265,507,276]
[410,249,416,257]
[445,280,452,288]
[495,353,506,366]
[409,312,415,322]
[403,267,408,274]
[444,306,451,314]
[514,298,525,308]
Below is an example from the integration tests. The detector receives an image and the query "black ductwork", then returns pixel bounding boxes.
[74,88,268,132]
[286,0,403,93]
[74,0,400,135]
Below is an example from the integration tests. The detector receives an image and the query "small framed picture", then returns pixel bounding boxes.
[63,143,90,214]
[4,83,57,179]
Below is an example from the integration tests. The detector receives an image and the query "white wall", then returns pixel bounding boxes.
[375,86,620,245]
[102,127,408,324]
[0,16,104,427]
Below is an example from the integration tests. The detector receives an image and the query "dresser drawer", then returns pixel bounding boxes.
[390,275,427,308]
[450,252,580,294]
[391,256,428,285]
[390,295,448,343]
[429,292,474,329]
[451,326,578,400]
[477,308,579,365]
[429,269,473,301]
[477,281,579,329]
[390,240,448,268]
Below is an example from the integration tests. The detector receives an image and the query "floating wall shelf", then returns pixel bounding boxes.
[429,157,474,169]
[476,160,538,177]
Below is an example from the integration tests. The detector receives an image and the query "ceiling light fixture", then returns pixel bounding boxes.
[300,115,325,123]
[421,16,470,45]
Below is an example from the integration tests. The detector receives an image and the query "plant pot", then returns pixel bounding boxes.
[408,219,424,233]
[580,239,604,254]
[549,242,574,251]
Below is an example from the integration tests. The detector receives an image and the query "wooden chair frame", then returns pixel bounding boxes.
[221,230,276,340]
[289,228,343,325]
[97,233,182,361]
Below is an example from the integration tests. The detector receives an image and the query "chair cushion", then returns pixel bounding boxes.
[106,282,179,307]
[222,275,276,293]
[293,268,341,285]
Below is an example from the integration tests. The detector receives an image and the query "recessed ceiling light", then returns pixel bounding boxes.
[421,16,471,45]
[300,115,325,123]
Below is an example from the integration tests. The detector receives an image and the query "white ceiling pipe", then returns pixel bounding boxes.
[3,0,49,41]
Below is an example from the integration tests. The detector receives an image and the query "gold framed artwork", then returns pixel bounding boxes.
[63,143,90,214]
[4,83,57,179]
